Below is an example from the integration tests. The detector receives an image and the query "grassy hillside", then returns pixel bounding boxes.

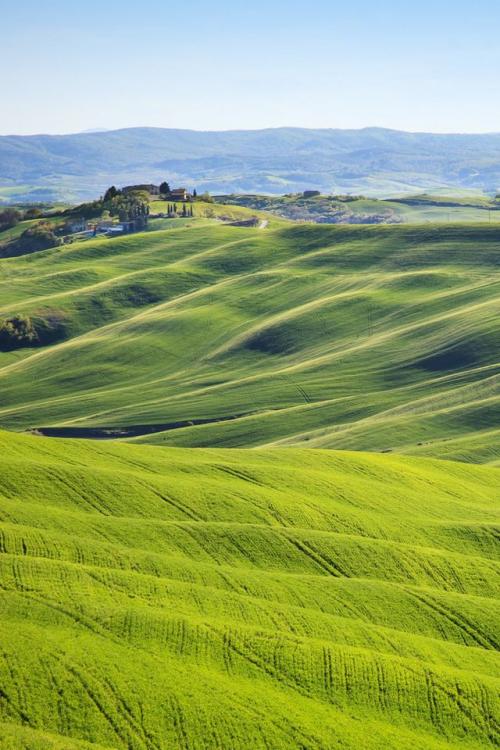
[0,221,499,462]
[0,428,498,749]
[216,193,500,224]
[147,198,284,228]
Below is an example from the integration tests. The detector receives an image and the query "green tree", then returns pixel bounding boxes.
[103,186,119,202]
[24,207,43,220]
[0,315,38,349]
[0,208,22,230]
[14,223,63,253]
[159,181,171,195]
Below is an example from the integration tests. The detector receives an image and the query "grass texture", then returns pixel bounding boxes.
[0,221,499,462]
[0,428,498,748]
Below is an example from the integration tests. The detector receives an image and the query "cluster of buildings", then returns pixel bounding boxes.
[64,184,194,238]
[64,217,148,237]
[122,185,191,202]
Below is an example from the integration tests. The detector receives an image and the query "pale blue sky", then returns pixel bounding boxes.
[3,0,500,134]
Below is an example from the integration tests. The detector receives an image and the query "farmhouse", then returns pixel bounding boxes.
[66,218,87,233]
[121,216,148,233]
[167,188,190,201]
[96,220,114,231]
[102,217,148,236]
[119,184,191,201]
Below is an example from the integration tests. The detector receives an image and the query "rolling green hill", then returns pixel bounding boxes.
[0,221,499,462]
[0,428,498,749]
[215,192,500,225]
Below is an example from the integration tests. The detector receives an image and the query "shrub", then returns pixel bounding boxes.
[0,312,68,351]
[24,207,43,220]
[0,208,22,231]
[11,223,63,254]
[0,315,38,349]
[199,192,214,203]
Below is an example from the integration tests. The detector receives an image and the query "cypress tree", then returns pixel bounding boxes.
[104,186,118,202]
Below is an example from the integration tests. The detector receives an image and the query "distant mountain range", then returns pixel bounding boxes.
[1,126,500,202]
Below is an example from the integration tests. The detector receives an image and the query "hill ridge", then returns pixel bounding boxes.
[3,126,500,199]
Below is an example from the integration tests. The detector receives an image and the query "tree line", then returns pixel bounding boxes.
[71,186,151,222]
[0,206,43,231]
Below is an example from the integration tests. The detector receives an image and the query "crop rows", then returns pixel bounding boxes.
[0,430,498,748]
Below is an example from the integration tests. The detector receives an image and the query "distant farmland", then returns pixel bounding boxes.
[3,126,500,200]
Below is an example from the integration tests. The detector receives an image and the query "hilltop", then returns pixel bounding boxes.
[2,126,500,202]
[0,220,499,462]
[0,428,498,749]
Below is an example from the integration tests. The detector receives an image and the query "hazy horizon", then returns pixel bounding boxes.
[3,0,499,136]
[4,124,500,138]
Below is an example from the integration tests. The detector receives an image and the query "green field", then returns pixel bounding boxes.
[215,193,500,224]
[0,221,499,462]
[0,428,498,749]
[0,216,499,748]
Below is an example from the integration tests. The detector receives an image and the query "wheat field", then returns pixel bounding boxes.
[0,429,498,749]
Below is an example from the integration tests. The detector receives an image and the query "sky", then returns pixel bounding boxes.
[2,0,500,135]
